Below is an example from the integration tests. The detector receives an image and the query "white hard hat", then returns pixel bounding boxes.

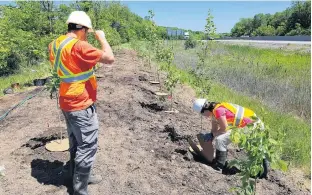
[193,98,207,113]
[66,11,92,29]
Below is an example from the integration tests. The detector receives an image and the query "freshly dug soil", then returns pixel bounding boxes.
[0,49,310,195]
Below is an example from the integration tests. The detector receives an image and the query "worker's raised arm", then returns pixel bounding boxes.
[94,30,115,64]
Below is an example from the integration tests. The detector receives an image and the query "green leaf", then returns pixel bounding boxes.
[268,138,278,145]
[228,159,239,168]
[277,160,288,172]
[241,134,247,146]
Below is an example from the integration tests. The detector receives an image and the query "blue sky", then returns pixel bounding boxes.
[122,1,292,33]
[0,1,292,33]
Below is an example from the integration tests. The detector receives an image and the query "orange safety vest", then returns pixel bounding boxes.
[212,102,259,129]
[50,35,97,97]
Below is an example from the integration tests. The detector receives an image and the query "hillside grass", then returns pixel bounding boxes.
[172,41,311,121]
[176,66,310,174]
[0,62,50,96]
[124,40,311,174]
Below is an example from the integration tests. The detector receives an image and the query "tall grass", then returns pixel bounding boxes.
[0,62,50,96]
[172,41,311,121]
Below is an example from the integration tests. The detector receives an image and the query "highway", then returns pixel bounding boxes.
[215,39,311,45]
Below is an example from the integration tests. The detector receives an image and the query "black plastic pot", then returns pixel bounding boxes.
[33,79,46,86]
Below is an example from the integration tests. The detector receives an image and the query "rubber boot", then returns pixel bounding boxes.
[64,151,76,186]
[69,152,76,178]
[256,158,270,179]
[222,161,241,175]
[261,158,270,179]
[213,150,227,171]
[73,166,91,195]
[69,151,102,185]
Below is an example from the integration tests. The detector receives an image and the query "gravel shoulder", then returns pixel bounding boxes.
[215,40,311,52]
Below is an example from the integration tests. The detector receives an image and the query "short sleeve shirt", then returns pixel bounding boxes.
[49,37,103,111]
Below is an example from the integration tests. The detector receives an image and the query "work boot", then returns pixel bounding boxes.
[213,150,227,171]
[64,151,76,186]
[69,152,76,177]
[253,158,270,179]
[222,161,241,175]
[73,167,91,195]
[66,152,102,185]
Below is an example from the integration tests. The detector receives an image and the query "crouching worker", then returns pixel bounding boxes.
[191,99,267,175]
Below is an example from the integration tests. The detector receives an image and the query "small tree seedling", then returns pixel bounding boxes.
[156,45,180,112]
[229,117,287,195]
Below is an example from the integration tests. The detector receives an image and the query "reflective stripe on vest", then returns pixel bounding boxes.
[61,70,94,83]
[231,103,245,127]
[213,102,255,128]
[53,37,94,83]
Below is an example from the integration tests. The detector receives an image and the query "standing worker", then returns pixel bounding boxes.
[192,99,267,174]
[48,11,114,194]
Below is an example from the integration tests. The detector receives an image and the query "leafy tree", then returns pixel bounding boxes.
[0,1,174,76]
[254,25,276,36]
[184,37,197,50]
[230,1,311,37]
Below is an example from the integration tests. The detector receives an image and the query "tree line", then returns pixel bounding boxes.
[1,1,310,77]
[0,1,201,77]
[230,1,311,37]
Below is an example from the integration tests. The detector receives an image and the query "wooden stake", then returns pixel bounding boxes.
[56,92,62,144]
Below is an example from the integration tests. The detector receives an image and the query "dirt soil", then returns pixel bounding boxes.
[0,49,310,195]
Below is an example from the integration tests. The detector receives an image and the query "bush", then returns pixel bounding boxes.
[105,27,122,46]
[7,52,21,73]
[0,51,21,76]
[184,38,197,50]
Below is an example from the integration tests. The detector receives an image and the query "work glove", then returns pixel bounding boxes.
[203,132,214,142]
[198,132,214,142]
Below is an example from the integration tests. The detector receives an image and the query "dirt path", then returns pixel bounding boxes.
[0,49,310,195]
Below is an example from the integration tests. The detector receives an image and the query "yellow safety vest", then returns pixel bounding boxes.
[213,102,259,129]
[50,35,97,97]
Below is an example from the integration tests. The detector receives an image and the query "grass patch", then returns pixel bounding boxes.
[171,41,311,121]
[0,61,50,96]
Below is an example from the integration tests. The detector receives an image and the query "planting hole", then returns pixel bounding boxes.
[138,75,147,81]
[175,149,187,155]
[22,132,65,150]
[140,102,165,112]
[121,76,135,84]
[163,125,190,142]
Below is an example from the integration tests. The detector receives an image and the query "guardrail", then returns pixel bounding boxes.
[215,36,311,42]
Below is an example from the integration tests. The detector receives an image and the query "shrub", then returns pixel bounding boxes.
[0,51,21,76]
[184,38,197,50]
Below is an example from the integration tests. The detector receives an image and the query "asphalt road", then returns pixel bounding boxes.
[215,39,311,45]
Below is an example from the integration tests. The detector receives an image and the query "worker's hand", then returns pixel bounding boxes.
[94,30,106,41]
[203,132,214,142]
